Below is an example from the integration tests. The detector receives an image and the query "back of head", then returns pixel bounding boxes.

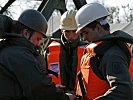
[0,15,13,34]
[18,9,48,37]
[0,15,16,38]
[60,10,77,30]
[75,3,110,31]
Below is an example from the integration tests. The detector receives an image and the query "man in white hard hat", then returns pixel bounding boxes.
[46,9,87,96]
[75,3,133,100]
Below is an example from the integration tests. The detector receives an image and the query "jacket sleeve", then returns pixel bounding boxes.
[3,48,69,100]
[95,47,133,100]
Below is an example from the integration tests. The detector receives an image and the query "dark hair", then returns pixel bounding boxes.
[85,18,110,31]
[12,21,34,35]
[85,20,98,30]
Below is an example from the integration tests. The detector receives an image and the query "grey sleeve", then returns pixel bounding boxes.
[4,50,69,100]
[96,51,133,100]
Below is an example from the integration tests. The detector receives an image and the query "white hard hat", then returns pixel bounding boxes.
[60,10,78,30]
[75,3,110,33]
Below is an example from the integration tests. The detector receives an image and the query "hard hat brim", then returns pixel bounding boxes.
[60,25,77,30]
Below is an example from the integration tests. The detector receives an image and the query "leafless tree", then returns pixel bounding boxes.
[107,6,120,23]
[0,0,41,19]
[122,4,133,22]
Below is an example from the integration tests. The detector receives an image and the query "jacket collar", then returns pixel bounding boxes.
[61,34,80,49]
[9,37,38,55]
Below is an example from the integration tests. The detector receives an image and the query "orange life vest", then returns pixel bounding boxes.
[76,43,133,100]
[47,41,86,89]
[47,41,61,84]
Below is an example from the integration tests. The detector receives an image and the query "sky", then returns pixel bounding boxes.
[86,0,133,6]
[86,0,133,14]
[0,0,41,19]
[97,0,133,7]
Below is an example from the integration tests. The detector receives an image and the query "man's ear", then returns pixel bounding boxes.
[22,29,30,39]
[96,24,103,32]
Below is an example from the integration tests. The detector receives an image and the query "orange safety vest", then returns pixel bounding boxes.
[77,43,133,100]
[47,41,86,89]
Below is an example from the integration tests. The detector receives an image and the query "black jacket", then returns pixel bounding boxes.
[60,35,87,91]
[46,35,87,92]
[0,38,69,100]
[91,40,133,100]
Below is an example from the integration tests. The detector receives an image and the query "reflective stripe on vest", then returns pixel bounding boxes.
[76,43,133,100]
[47,41,86,86]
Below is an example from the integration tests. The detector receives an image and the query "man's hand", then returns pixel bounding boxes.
[56,84,66,90]
[65,93,75,100]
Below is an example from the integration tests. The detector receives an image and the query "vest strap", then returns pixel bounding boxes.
[77,71,86,97]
